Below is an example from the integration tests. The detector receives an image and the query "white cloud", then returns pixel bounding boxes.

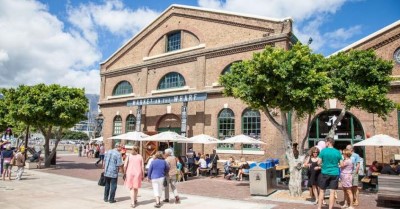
[0,0,101,94]
[197,0,362,55]
[198,0,347,21]
[67,0,159,44]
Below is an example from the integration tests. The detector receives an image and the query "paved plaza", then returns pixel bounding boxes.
[0,153,389,209]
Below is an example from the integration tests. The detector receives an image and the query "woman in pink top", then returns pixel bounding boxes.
[340,149,354,209]
[124,145,144,208]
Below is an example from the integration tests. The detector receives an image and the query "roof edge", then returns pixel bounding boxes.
[331,19,400,56]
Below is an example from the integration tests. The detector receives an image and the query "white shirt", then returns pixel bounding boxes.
[199,158,207,169]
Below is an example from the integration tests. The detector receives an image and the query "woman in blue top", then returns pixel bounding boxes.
[147,151,169,208]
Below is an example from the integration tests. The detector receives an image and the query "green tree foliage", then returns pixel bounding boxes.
[327,50,395,136]
[61,130,89,141]
[1,84,88,167]
[220,43,332,196]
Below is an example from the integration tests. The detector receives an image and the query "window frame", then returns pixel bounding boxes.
[157,72,186,90]
[242,109,261,150]
[112,81,133,96]
[113,115,123,136]
[125,114,136,133]
[166,31,181,52]
[217,108,235,149]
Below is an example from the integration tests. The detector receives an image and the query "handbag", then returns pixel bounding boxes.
[98,172,106,186]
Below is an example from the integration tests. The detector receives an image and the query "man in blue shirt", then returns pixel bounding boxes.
[103,143,123,203]
[317,137,342,209]
[346,144,360,206]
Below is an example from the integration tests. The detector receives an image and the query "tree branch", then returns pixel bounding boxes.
[262,107,283,132]
[328,108,347,138]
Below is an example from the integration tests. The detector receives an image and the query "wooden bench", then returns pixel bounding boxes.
[377,174,400,207]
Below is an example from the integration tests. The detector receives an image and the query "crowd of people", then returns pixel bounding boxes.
[102,143,182,208]
[303,137,362,209]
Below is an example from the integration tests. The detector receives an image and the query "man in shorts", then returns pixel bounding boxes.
[346,144,360,206]
[317,137,342,209]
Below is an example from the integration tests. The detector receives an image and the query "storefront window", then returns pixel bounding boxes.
[113,115,122,135]
[218,108,235,149]
[112,81,133,96]
[242,109,261,149]
[126,114,136,132]
[157,72,185,90]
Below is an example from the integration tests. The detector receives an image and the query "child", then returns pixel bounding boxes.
[340,149,354,209]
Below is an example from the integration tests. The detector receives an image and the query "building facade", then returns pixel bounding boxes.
[99,4,400,165]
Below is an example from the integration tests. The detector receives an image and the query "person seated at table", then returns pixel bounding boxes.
[236,158,250,181]
[381,159,398,175]
[367,161,379,177]
[205,154,211,166]
[224,156,236,180]
[196,155,208,177]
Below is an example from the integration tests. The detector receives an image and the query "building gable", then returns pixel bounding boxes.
[100,5,292,73]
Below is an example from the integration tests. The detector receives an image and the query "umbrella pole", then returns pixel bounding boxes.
[381,146,384,163]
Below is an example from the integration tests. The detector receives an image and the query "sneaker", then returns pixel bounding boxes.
[109,200,117,203]
[341,204,348,209]
[162,199,169,203]
[154,203,161,208]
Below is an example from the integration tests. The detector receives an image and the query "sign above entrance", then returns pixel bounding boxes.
[127,92,207,106]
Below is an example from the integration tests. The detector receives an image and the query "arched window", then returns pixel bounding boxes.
[157,72,185,90]
[113,115,122,135]
[112,81,133,96]
[218,108,235,149]
[221,61,241,75]
[242,109,261,149]
[126,114,136,132]
[166,31,181,52]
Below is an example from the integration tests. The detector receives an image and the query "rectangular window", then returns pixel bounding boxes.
[166,32,181,52]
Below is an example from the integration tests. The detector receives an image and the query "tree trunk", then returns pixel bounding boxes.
[287,149,304,196]
[299,114,312,155]
[24,125,30,159]
[43,127,62,168]
[327,108,347,139]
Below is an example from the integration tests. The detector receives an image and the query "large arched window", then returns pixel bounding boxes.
[113,115,122,135]
[242,109,261,149]
[126,114,136,132]
[218,108,235,149]
[113,81,133,96]
[157,72,185,90]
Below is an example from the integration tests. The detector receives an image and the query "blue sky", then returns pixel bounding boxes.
[0,0,399,94]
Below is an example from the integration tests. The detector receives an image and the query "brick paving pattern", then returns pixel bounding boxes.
[37,154,387,209]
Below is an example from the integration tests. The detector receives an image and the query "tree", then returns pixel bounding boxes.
[2,84,88,167]
[326,50,395,137]
[220,43,332,196]
[61,130,90,141]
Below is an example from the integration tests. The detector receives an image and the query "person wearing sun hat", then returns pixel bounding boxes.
[15,146,26,180]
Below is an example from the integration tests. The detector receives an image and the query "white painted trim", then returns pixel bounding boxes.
[331,20,400,56]
[143,44,205,61]
[107,93,135,100]
[216,149,265,155]
[151,86,189,95]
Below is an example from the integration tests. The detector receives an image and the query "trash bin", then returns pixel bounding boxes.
[249,164,277,196]
[51,151,56,165]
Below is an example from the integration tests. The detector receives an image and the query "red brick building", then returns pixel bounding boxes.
[98,4,400,165]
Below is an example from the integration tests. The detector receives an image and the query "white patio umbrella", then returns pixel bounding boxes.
[180,134,221,144]
[178,134,222,154]
[353,134,400,163]
[108,131,149,141]
[223,134,266,156]
[143,131,188,142]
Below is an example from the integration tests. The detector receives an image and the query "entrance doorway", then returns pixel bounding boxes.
[308,109,365,157]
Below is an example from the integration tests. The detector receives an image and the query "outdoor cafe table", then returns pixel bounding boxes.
[275,165,289,178]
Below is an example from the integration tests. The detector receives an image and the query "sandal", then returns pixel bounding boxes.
[154,202,161,208]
